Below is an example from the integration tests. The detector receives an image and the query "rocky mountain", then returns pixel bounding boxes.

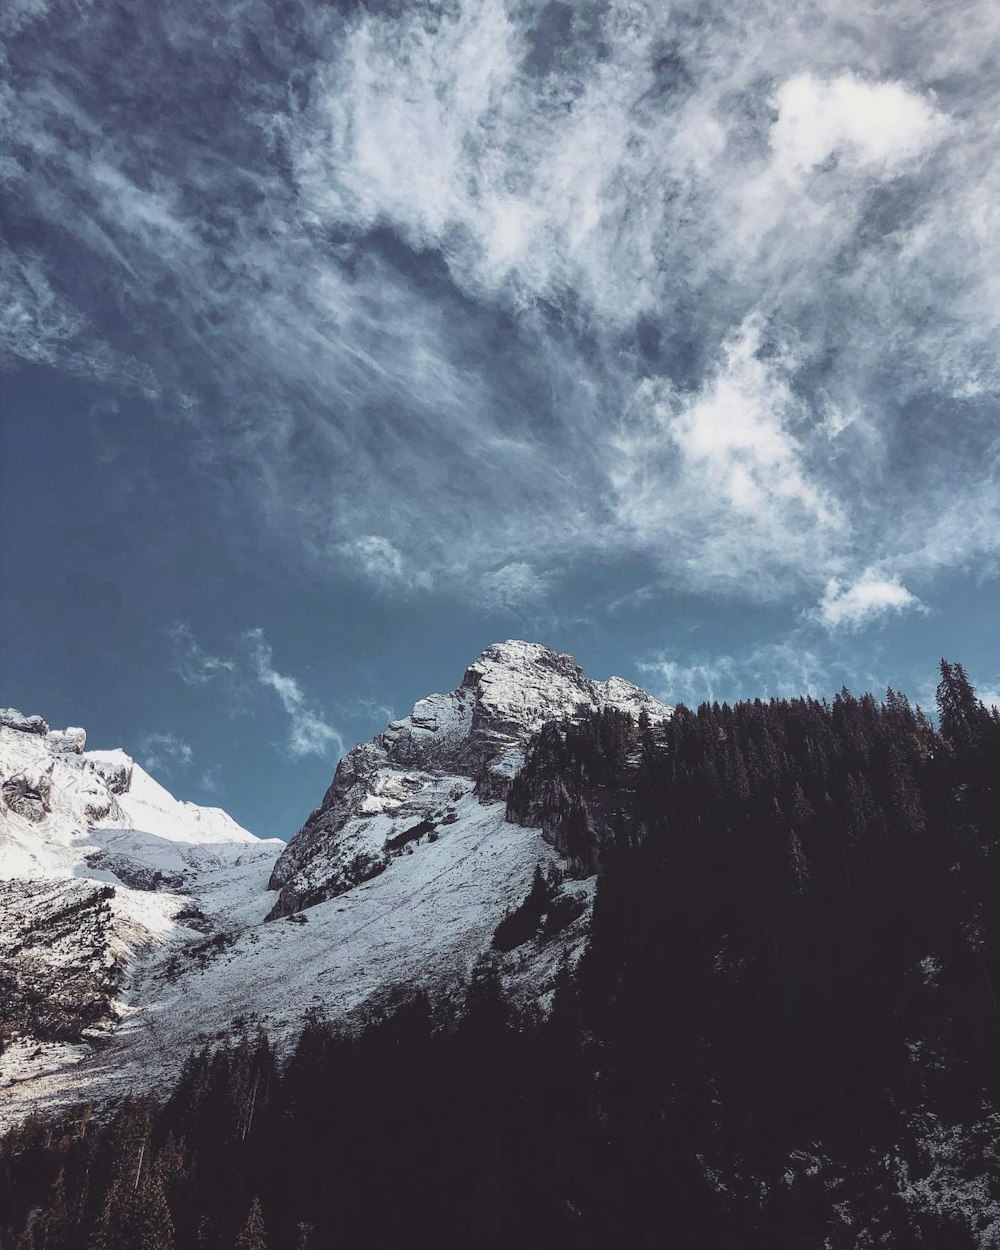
[0,706,283,1117]
[0,643,668,1126]
[268,640,670,917]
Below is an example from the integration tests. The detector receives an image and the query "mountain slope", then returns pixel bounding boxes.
[5,666,998,1249]
[0,643,667,1125]
[267,639,670,917]
[0,709,283,1106]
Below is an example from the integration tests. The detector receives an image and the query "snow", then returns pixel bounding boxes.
[268,640,670,914]
[0,643,660,1126]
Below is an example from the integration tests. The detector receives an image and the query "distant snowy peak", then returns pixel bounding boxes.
[1,710,283,1114]
[0,710,272,887]
[267,641,670,917]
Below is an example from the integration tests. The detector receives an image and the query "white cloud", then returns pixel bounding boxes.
[167,623,342,761]
[637,654,740,706]
[245,628,343,760]
[0,251,158,394]
[478,562,550,611]
[199,766,221,794]
[168,623,237,686]
[138,732,194,775]
[769,73,949,183]
[816,571,924,630]
[4,0,1000,617]
[351,535,405,581]
[611,319,845,594]
[639,638,836,706]
[340,535,433,591]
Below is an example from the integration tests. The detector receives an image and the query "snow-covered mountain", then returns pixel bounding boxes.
[268,640,670,917]
[0,707,283,1119]
[0,643,669,1126]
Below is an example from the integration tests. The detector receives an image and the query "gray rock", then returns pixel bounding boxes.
[0,708,49,735]
[1,761,54,822]
[267,641,671,918]
[46,727,87,755]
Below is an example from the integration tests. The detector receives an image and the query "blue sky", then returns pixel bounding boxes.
[1,0,998,839]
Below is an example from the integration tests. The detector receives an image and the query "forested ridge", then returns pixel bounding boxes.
[2,661,998,1249]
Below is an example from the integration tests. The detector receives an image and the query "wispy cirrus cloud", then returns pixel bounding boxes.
[167,624,342,761]
[3,0,999,618]
[138,732,194,775]
[168,623,237,687]
[244,628,343,760]
[638,638,839,707]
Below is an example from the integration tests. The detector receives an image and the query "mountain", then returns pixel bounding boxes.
[2,660,999,1248]
[0,642,666,1126]
[0,706,283,1117]
[268,639,670,917]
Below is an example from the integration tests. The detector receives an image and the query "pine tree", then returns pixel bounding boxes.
[937,659,982,753]
[463,954,509,1039]
[236,1198,267,1250]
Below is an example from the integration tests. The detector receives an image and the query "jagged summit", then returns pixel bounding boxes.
[266,641,670,918]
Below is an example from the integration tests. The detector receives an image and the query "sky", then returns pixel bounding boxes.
[1,0,998,840]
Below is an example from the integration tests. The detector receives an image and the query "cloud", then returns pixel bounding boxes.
[349,535,406,582]
[611,318,845,593]
[769,74,949,183]
[639,638,837,706]
[244,628,343,760]
[815,571,924,630]
[167,623,343,760]
[637,655,740,707]
[3,0,1000,617]
[977,687,1000,712]
[478,562,551,611]
[340,535,433,591]
[168,624,237,686]
[0,251,158,393]
[138,732,194,775]
[199,765,221,795]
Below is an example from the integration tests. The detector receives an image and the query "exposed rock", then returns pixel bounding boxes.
[84,851,186,892]
[79,749,133,795]
[267,641,670,918]
[45,727,87,754]
[1,761,54,822]
[0,709,49,736]
[0,878,120,1044]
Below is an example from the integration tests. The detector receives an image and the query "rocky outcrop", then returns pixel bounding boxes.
[45,727,86,755]
[1,761,54,822]
[266,641,670,918]
[0,709,49,735]
[0,878,120,1044]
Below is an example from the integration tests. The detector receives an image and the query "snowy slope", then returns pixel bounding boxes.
[0,709,283,1116]
[267,640,670,917]
[0,644,670,1126]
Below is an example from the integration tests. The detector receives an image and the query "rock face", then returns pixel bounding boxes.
[0,709,49,736]
[1,760,54,823]
[267,641,670,918]
[45,727,86,755]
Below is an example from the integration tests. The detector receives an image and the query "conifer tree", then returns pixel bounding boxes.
[236,1198,267,1250]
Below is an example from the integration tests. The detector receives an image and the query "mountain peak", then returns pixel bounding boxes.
[266,641,670,917]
